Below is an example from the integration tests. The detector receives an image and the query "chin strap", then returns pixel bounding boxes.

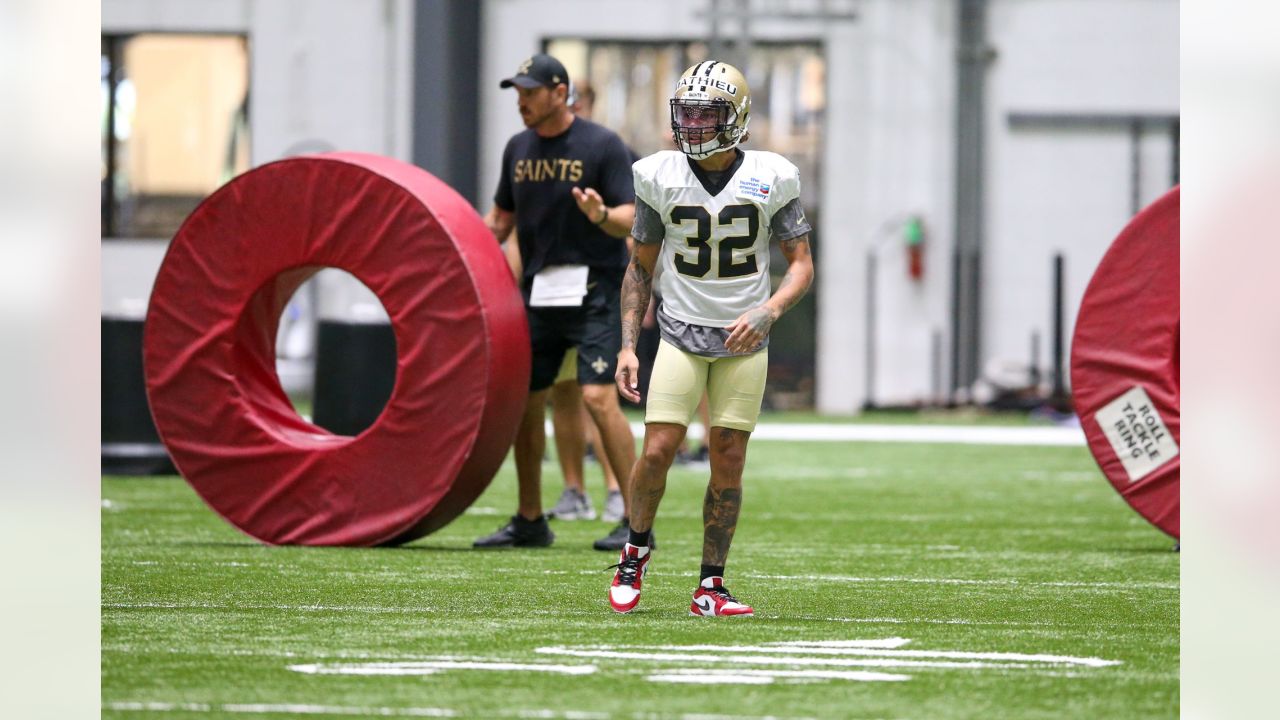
[679,129,745,159]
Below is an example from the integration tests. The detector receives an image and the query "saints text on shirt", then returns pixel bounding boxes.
[514,158,584,183]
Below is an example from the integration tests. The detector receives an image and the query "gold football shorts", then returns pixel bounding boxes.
[645,339,768,432]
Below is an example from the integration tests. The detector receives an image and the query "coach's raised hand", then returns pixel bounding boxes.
[572,186,635,239]
[571,186,605,221]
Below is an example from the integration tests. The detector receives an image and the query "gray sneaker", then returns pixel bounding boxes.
[548,488,596,521]
[602,490,625,523]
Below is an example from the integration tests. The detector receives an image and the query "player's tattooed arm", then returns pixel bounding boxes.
[616,242,662,403]
[620,243,661,351]
[724,234,814,354]
[772,234,815,316]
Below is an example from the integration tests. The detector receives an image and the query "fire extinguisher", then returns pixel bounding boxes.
[905,215,924,281]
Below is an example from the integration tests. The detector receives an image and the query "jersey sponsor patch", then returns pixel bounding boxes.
[735,177,771,201]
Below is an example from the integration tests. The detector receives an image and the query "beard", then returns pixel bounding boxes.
[521,106,550,128]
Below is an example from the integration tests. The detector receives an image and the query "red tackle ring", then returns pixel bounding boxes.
[1071,186,1180,539]
[144,153,529,546]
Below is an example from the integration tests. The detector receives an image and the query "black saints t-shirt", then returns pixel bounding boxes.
[494,117,635,286]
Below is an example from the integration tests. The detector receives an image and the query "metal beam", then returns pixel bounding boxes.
[951,0,993,401]
[413,0,481,205]
[696,0,859,23]
[1008,112,1178,130]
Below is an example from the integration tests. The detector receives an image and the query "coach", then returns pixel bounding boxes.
[474,53,638,549]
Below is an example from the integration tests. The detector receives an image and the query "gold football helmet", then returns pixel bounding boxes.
[670,60,751,159]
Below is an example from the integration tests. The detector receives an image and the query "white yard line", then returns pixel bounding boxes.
[570,569,1178,591]
[567,644,1119,668]
[748,423,1085,446]
[104,702,457,717]
[290,660,597,676]
[772,638,913,649]
[104,702,816,720]
[648,673,776,684]
[512,707,606,712]
[741,573,1179,591]
[535,647,1033,670]
[797,615,1065,627]
[103,601,434,614]
[647,668,910,684]
[545,421,1084,446]
[653,422,1081,445]
[253,637,1118,693]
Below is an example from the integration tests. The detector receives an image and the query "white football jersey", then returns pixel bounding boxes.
[632,150,803,326]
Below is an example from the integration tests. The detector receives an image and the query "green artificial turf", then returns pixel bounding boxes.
[102,432,1177,719]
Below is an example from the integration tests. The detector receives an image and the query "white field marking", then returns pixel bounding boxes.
[104,702,456,717]
[290,665,439,676]
[797,615,1064,627]
[763,614,1168,630]
[464,506,502,515]
[588,644,1120,668]
[623,421,1086,446]
[670,712,819,717]
[277,640,1117,692]
[570,569,1177,591]
[741,573,1179,591]
[534,647,1028,670]
[770,638,913,649]
[648,674,775,685]
[509,707,609,712]
[227,705,449,717]
[290,660,597,676]
[104,602,434,614]
[636,715,820,720]
[648,668,910,684]
[107,701,818,720]
[104,644,306,658]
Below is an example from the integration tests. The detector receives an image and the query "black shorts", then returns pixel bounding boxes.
[525,269,622,391]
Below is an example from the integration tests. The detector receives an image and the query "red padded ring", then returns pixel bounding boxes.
[144,153,529,546]
[1071,186,1180,539]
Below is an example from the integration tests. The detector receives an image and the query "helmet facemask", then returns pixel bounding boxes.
[670,98,742,159]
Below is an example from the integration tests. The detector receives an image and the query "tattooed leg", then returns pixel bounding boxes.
[628,422,687,533]
[703,427,750,566]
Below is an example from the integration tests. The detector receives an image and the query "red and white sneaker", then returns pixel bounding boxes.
[607,543,651,613]
[689,577,753,617]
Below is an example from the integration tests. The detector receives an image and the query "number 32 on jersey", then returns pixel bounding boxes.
[669,204,760,279]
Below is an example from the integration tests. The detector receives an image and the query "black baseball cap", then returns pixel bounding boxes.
[499,53,570,90]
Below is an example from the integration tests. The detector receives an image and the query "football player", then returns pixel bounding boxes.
[608,61,815,616]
